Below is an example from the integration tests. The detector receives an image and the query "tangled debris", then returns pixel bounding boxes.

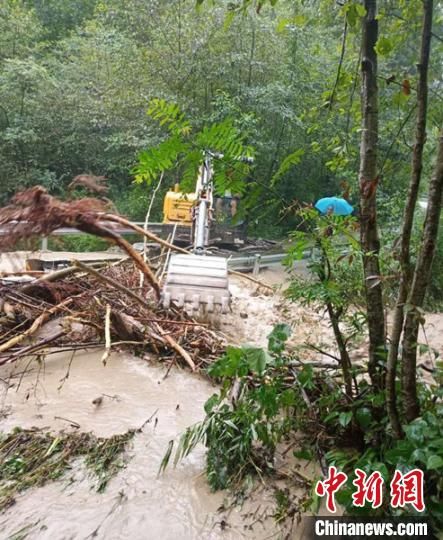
[0,427,135,510]
[0,260,225,370]
[0,187,225,370]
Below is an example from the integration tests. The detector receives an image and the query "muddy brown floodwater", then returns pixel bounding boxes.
[0,350,283,540]
[2,266,441,539]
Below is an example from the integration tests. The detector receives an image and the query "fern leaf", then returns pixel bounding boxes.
[147,98,190,136]
[271,148,305,186]
[132,135,189,185]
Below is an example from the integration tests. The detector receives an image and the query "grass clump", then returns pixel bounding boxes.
[0,427,135,509]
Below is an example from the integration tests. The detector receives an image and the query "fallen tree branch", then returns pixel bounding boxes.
[0,270,44,277]
[100,213,189,253]
[81,222,160,299]
[110,311,145,342]
[153,322,196,371]
[101,304,111,365]
[139,317,206,327]
[0,330,66,366]
[288,360,345,370]
[306,344,341,363]
[0,188,226,371]
[228,268,273,290]
[0,298,72,354]
[19,264,105,295]
[0,187,160,299]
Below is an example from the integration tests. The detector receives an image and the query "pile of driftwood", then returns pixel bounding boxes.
[0,187,225,371]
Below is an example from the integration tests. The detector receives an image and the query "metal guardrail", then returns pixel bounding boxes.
[0,222,187,250]
[1,220,332,275]
[227,251,313,275]
[227,245,349,274]
[227,253,283,273]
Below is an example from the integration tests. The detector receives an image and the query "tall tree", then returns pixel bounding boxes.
[386,0,433,437]
[359,0,386,390]
[401,123,443,422]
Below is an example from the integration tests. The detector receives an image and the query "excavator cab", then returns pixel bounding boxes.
[212,194,246,247]
[162,185,246,248]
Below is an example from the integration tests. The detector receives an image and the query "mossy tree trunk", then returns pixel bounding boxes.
[359,0,386,391]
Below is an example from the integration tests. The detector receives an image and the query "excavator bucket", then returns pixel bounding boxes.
[162,254,230,315]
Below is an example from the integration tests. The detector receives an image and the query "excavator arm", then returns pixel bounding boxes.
[162,152,231,316]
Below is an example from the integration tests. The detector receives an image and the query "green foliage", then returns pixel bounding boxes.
[133,99,254,196]
[374,36,394,57]
[161,323,442,527]
[342,2,366,27]
[117,182,165,222]
[326,391,443,526]
[267,323,292,355]
[271,148,304,186]
[0,0,440,238]
[147,98,191,136]
[32,0,98,40]
[160,325,296,491]
[0,427,135,508]
[208,345,273,378]
[49,234,109,253]
[276,14,308,33]
[285,207,366,341]
[134,134,189,185]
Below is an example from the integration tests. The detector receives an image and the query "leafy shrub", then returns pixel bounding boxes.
[326,386,443,528]
[161,323,443,531]
[160,324,300,490]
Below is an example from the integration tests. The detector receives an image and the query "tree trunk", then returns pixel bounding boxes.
[386,0,433,439]
[326,303,354,399]
[359,0,386,390]
[247,18,256,88]
[401,126,443,422]
[317,243,354,398]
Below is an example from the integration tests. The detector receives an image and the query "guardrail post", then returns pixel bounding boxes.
[41,237,48,251]
[253,253,261,277]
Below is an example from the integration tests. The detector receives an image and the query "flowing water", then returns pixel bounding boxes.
[0,350,278,540]
[1,260,441,539]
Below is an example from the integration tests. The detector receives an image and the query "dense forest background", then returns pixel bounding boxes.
[0,0,442,236]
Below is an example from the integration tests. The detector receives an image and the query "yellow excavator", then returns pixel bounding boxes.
[162,185,197,228]
[161,151,249,316]
[162,181,246,247]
